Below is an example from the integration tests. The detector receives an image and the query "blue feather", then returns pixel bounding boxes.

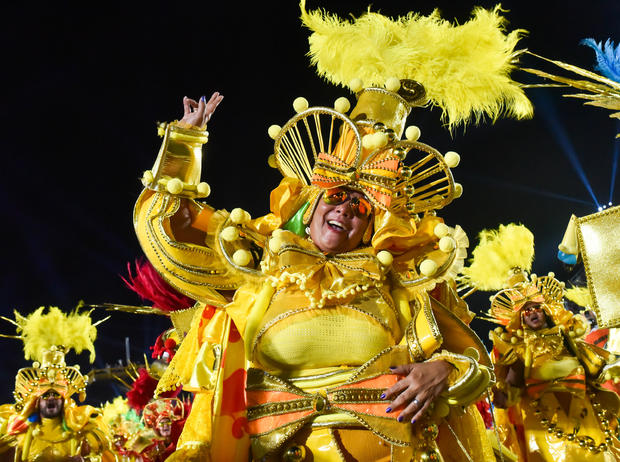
[581,38,620,83]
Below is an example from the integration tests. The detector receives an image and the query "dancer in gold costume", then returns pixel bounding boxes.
[0,307,114,462]
[461,224,620,461]
[134,3,535,461]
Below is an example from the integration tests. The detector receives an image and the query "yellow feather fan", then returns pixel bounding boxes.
[300,1,533,129]
[1,305,107,363]
[564,286,592,308]
[460,223,534,291]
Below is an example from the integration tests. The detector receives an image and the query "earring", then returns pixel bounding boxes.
[305,226,311,236]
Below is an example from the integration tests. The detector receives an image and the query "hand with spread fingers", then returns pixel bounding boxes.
[382,360,452,423]
[178,92,224,129]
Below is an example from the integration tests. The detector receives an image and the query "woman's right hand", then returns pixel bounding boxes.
[178,92,224,129]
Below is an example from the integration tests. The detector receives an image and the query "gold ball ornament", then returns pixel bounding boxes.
[362,134,376,150]
[374,132,389,148]
[433,223,450,238]
[376,250,393,266]
[267,154,278,168]
[454,183,463,198]
[221,226,240,242]
[349,78,364,93]
[405,125,421,141]
[166,178,184,195]
[385,77,401,92]
[444,151,460,168]
[269,237,283,253]
[420,259,438,276]
[268,124,282,140]
[141,170,154,186]
[438,236,455,252]
[334,97,351,113]
[293,97,309,113]
[575,327,585,337]
[232,249,252,267]
[230,208,251,224]
[197,182,211,197]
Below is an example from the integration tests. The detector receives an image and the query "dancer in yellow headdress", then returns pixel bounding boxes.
[0,306,114,462]
[462,224,620,461]
[133,3,534,461]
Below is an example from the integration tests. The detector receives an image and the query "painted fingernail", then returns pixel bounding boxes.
[411,419,416,424]
[389,366,396,370]
[386,407,392,413]
[380,393,386,399]
[397,415,403,422]
[201,95,206,102]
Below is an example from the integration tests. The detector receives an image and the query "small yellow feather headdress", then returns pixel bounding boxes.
[460,223,535,291]
[0,305,108,407]
[300,1,533,130]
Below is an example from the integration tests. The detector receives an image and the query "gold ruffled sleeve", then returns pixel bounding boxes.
[134,122,253,305]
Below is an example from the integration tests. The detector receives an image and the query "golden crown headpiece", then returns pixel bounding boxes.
[489,273,569,330]
[142,398,184,428]
[14,345,88,409]
[268,80,461,221]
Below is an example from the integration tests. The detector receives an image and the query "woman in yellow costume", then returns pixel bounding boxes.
[134,3,534,461]
[461,224,620,461]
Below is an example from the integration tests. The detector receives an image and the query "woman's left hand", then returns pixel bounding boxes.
[382,360,452,423]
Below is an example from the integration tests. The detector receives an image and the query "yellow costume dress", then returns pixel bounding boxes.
[489,277,620,461]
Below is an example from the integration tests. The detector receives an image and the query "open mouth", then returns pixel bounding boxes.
[327,220,346,232]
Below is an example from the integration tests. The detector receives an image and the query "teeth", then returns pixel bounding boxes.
[328,220,344,230]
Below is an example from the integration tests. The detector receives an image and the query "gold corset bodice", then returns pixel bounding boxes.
[250,286,402,372]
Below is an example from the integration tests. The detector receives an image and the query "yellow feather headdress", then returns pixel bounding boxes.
[300,1,533,129]
[1,305,107,363]
[460,223,535,291]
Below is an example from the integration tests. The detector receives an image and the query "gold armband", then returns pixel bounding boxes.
[142,122,211,198]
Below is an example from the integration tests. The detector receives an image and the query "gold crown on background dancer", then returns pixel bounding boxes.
[489,273,571,329]
[14,345,88,409]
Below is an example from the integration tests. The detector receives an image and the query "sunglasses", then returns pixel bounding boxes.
[523,304,543,315]
[322,188,372,218]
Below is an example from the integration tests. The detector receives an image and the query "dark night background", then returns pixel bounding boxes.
[1,1,618,406]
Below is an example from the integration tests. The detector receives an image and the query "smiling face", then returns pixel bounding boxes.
[522,301,549,330]
[39,390,64,418]
[309,188,371,254]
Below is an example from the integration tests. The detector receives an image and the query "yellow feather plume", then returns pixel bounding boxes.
[461,223,534,291]
[300,1,533,129]
[102,396,130,425]
[564,286,592,308]
[7,305,105,363]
